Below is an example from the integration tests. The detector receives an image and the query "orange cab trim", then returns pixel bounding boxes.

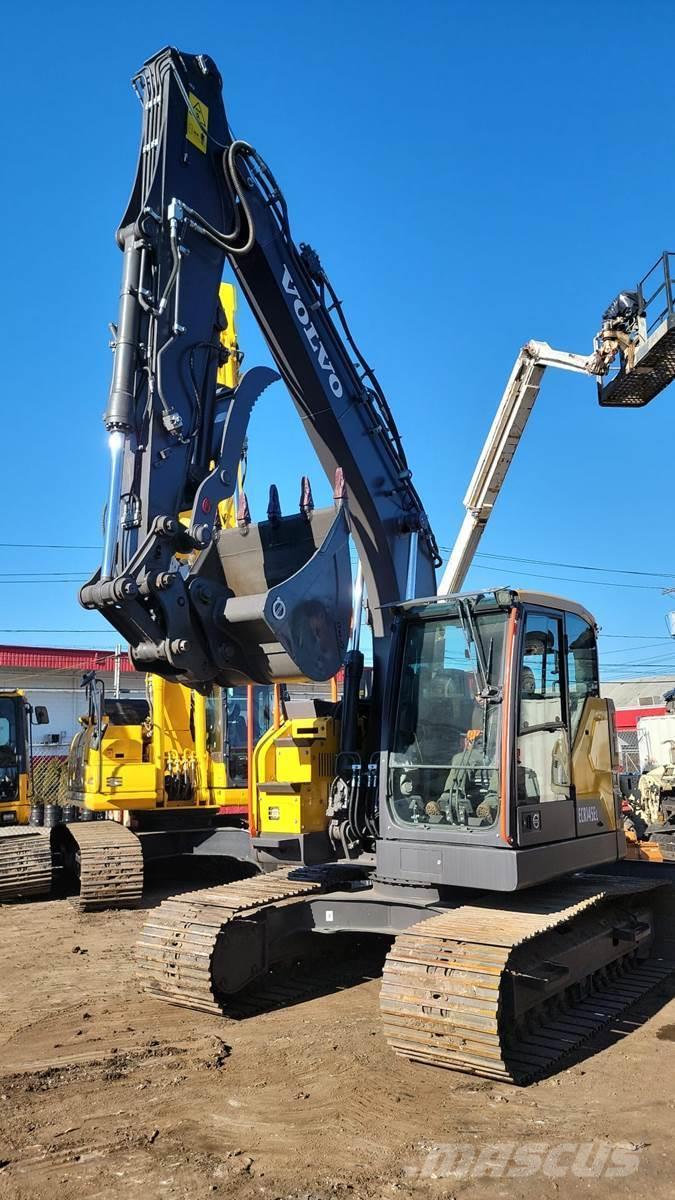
[500,607,518,845]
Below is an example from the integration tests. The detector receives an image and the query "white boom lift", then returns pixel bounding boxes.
[439,340,593,595]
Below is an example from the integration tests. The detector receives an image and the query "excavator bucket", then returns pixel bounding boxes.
[188,501,353,686]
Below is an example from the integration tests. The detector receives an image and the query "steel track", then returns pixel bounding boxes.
[135,867,328,1013]
[64,822,144,911]
[381,876,675,1083]
[135,868,675,1085]
[0,827,52,901]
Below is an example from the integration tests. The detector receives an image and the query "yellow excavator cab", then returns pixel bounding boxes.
[69,677,275,815]
[0,691,31,825]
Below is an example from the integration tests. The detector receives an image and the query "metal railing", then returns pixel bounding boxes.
[637,251,675,338]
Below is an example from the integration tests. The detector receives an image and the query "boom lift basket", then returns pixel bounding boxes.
[599,252,675,407]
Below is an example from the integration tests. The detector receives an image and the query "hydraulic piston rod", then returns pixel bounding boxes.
[101,431,126,580]
[349,561,365,654]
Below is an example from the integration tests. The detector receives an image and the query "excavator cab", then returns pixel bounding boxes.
[204,682,275,790]
[0,692,48,826]
[0,693,29,825]
[381,589,621,891]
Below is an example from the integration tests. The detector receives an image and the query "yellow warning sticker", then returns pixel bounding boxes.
[186,92,209,153]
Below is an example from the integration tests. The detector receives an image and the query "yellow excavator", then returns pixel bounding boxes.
[0,691,51,899]
[84,47,675,1086]
[68,676,272,819]
[59,675,278,907]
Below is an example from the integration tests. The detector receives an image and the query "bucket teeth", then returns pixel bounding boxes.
[299,475,314,517]
[267,483,282,525]
[237,490,251,530]
[333,466,347,503]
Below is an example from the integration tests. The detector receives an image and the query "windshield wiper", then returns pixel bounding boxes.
[457,599,487,689]
[456,598,502,705]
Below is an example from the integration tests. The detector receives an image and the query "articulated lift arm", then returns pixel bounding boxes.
[82,48,439,701]
[439,255,675,595]
[438,340,592,595]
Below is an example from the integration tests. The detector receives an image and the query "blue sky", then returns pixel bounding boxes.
[2,0,675,678]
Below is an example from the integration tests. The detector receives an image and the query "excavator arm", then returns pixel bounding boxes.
[82,47,439,699]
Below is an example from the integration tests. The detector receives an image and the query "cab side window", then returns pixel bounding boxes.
[519,613,562,726]
[566,614,599,742]
[517,612,567,803]
[205,691,222,757]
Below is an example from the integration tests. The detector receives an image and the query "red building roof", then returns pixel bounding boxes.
[0,645,136,673]
[614,705,666,731]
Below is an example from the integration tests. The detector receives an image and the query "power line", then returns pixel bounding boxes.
[0,580,88,586]
[469,565,660,591]
[0,576,87,581]
[601,633,672,640]
[440,547,675,581]
[601,663,675,673]
[5,538,675,587]
[600,662,675,673]
[5,537,675,582]
[598,641,672,656]
[0,542,99,551]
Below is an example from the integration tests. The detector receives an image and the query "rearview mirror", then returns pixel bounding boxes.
[33,706,49,725]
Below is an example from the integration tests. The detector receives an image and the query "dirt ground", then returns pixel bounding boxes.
[2,869,675,1200]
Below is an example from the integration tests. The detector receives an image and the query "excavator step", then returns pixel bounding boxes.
[381,875,675,1084]
[0,827,52,901]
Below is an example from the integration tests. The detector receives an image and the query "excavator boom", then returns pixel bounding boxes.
[82,48,439,704]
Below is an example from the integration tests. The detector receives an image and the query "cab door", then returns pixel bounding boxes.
[515,609,576,846]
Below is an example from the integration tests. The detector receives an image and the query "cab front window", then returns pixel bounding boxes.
[390,606,506,831]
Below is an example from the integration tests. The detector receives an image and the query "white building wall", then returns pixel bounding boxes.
[601,677,675,708]
[0,668,145,756]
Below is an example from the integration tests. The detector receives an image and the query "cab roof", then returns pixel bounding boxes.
[397,588,598,630]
